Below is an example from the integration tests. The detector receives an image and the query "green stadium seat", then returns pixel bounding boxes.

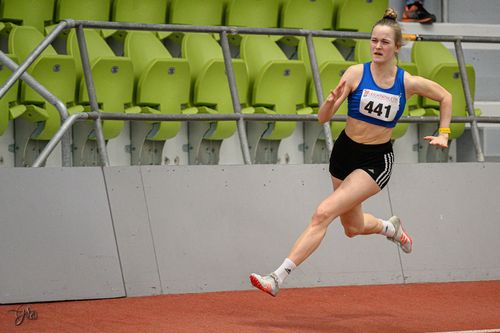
[66,28,134,140]
[169,0,224,26]
[112,0,167,24]
[0,53,20,137]
[5,24,76,140]
[240,35,309,142]
[353,39,371,63]
[111,0,169,39]
[298,37,354,140]
[56,0,111,22]
[123,31,191,141]
[336,0,388,32]
[1,23,77,166]
[277,0,336,48]
[0,0,54,33]
[175,32,248,164]
[181,33,248,141]
[412,41,478,139]
[46,0,112,37]
[354,39,426,140]
[332,0,346,15]
[280,0,335,30]
[225,0,280,28]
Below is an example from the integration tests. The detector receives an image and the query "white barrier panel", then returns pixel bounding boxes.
[1,163,499,303]
[0,167,125,304]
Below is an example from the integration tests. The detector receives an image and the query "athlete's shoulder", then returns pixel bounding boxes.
[403,72,427,94]
[343,63,364,86]
[346,63,364,76]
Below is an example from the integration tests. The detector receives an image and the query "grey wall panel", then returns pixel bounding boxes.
[448,0,500,24]
[141,165,403,294]
[0,168,124,304]
[104,167,161,296]
[2,163,499,303]
[388,163,500,283]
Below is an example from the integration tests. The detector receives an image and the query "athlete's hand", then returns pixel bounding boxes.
[326,80,346,103]
[424,133,449,148]
[318,80,347,124]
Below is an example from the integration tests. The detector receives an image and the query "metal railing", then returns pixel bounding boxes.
[1,19,500,167]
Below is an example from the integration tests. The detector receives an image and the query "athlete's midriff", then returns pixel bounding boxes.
[344,117,393,144]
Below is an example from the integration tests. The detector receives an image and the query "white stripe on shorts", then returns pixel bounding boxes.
[375,152,394,188]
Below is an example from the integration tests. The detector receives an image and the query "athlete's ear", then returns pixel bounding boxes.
[395,43,402,54]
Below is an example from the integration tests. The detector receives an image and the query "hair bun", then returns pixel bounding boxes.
[383,8,398,21]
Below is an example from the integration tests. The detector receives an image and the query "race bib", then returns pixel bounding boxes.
[359,89,401,122]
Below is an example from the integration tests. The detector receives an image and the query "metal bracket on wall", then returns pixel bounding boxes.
[14,120,46,167]
[303,122,329,164]
[188,122,222,165]
[246,122,281,164]
[72,122,101,167]
[130,122,164,165]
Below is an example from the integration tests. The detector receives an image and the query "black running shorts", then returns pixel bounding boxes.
[329,130,394,189]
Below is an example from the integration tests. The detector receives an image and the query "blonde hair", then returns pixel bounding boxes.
[372,8,403,48]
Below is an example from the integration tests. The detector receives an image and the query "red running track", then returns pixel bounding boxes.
[1,280,499,333]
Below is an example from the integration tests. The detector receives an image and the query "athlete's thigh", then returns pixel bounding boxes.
[328,170,380,226]
[332,176,364,230]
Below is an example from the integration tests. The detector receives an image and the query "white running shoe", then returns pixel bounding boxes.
[249,273,280,297]
[387,216,412,254]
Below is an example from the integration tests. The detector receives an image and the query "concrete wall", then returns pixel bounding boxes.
[0,167,125,304]
[1,163,499,304]
[447,0,500,25]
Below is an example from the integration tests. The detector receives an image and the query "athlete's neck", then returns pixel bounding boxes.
[370,61,397,89]
[370,61,397,77]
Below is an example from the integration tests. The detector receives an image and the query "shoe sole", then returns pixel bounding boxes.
[249,274,276,297]
[388,236,412,253]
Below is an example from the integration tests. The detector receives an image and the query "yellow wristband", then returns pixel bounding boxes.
[439,127,451,134]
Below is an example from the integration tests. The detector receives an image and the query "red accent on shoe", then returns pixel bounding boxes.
[249,275,276,297]
[399,227,413,252]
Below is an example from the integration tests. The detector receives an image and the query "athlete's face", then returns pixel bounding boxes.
[370,25,400,64]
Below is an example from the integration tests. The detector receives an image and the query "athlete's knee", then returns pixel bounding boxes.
[343,224,363,238]
[311,205,333,228]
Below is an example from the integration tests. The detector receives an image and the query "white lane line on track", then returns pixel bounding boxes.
[427,329,500,333]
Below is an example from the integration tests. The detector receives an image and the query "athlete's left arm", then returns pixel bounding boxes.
[405,73,452,148]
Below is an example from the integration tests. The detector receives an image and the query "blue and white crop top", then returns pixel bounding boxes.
[347,62,406,128]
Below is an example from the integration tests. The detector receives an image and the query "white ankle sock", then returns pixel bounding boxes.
[378,219,396,237]
[273,258,296,286]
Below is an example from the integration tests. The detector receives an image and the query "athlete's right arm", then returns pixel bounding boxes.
[317,65,361,124]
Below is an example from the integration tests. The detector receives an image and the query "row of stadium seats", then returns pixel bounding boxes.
[0,17,479,166]
[0,0,388,35]
[0,0,480,165]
